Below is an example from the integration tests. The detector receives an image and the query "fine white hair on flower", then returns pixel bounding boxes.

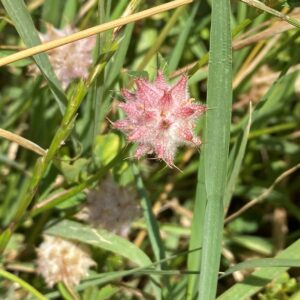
[29,24,95,89]
[36,235,95,288]
[77,177,140,237]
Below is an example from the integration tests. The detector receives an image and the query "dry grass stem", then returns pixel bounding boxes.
[0,128,46,156]
[225,163,300,224]
[0,0,192,67]
[233,18,296,50]
[233,35,280,88]
[240,0,300,28]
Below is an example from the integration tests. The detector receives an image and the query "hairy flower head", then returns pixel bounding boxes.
[113,71,206,166]
[36,235,95,288]
[77,177,140,237]
[29,25,95,89]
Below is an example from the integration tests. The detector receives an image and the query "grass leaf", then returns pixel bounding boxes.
[45,220,152,267]
[218,239,300,300]
[197,0,232,299]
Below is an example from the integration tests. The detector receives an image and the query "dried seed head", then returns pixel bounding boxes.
[78,177,140,237]
[36,235,95,288]
[29,25,95,89]
[113,71,206,166]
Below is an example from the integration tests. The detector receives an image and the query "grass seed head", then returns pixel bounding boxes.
[36,235,95,288]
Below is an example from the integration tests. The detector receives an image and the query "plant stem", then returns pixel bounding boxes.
[0,268,47,300]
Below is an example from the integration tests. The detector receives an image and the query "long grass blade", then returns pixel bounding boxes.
[197,0,232,299]
[217,239,300,300]
[224,103,252,211]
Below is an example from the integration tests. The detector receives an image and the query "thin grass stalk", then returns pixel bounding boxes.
[0,268,47,300]
[91,0,106,152]
[186,153,206,299]
[240,0,300,28]
[197,0,232,299]
[0,128,46,156]
[131,162,167,299]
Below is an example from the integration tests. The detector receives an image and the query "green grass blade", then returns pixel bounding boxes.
[221,258,300,279]
[45,219,152,267]
[224,103,252,210]
[132,163,166,263]
[186,153,206,299]
[42,0,64,27]
[107,23,134,86]
[168,2,200,72]
[137,6,185,71]
[61,0,78,27]
[197,0,232,299]
[131,162,166,299]
[217,239,300,300]
[1,0,66,113]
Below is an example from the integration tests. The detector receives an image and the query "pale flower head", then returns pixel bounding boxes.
[29,24,95,89]
[36,235,95,288]
[77,177,140,237]
[113,71,206,166]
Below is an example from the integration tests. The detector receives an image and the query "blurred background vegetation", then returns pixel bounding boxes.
[0,0,299,299]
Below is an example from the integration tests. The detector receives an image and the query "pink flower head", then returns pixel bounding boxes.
[113,71,206,166]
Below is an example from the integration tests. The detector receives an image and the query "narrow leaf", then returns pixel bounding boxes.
[45,220,152,267]
[197,0,232,299]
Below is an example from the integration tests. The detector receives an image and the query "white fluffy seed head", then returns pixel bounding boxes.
[36,235,95,288]
[78,177,140,237]
[29,25,95,89]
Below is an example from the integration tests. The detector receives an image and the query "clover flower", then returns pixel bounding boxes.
[77,177,140,237]
[36,235,95,288]
[29,25,95,89]
[113,71,206,166]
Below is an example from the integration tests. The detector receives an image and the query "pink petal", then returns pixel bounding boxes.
[177,127,194,142]
[170,75,189,103]
[113,119,132,130]
[118,102,140,119]
[135,144,152,158]
[121,89,136,101]
[176,104,206,118]
[135,79,162,105]
[154,71,168,90]
[192,104,207,116]
[128,129,146,141]
[176,106,196,118]
[159,91,173,111]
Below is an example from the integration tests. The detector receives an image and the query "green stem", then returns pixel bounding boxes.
[0,268,47,300]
